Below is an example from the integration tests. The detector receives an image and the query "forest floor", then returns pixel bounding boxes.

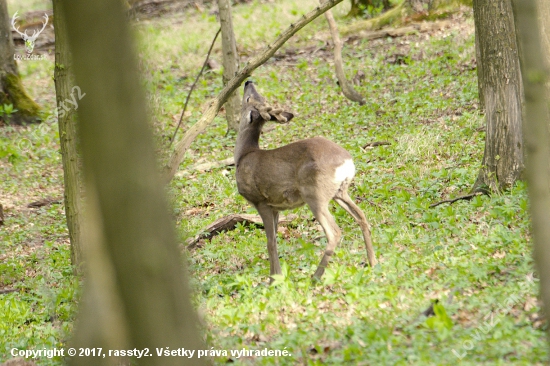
[0,0,547,365]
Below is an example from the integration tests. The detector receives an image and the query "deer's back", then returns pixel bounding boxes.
[236,137,354,210]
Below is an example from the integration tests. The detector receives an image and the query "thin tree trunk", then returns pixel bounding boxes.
[52,0,83,271]
[218,0,240,132]
[59,0,206,364]
[0,0,40,125]
[472,0,524,193]
[322,1,365,105]
[511,0,550,344]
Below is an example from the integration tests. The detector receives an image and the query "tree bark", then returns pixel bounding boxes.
[59,0,205,364]
[536,0,550,93]
[472,0,524,193]
[52,0,83,271]
[511,0,550,344]
[0,0,40,125]
[218,0,240,132]
[164,0,345,183]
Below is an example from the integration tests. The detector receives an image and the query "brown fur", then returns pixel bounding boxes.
[234,81,377,282]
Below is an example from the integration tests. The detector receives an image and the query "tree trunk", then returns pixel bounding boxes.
[218,0,240,132]
[52,0,83,271]
[536,0,550,86]
[474,29,484,111]
[472,0,524,193]
[59,0,206,364]
[322,1,365,104]
[0,0,40,125]
[511,0,550,344]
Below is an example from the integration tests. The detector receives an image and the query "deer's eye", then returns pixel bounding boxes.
[246,96,251,103]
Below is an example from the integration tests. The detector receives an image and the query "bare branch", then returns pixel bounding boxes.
[164,0,345,183]
[169,28,221,147]
[0,288,17,294]
[429,192,483,208]
[186,213,297,249]
[363,141,391,148]
[321,2,365,105]
[176,157,234,176]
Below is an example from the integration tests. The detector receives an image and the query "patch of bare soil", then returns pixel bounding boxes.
[128,0,254,20]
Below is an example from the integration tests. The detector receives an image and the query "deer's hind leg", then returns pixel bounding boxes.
[334,189,377,267]
[304,196,342,280]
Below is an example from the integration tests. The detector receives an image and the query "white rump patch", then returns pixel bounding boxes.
[334,159,355,183]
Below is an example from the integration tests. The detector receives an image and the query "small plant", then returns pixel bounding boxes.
[0,104,18,122]
[424,300,454,339]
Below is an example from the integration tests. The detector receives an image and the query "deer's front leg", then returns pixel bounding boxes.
[256,204,281,283]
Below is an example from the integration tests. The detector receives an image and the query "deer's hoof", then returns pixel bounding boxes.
[312,268,325,280]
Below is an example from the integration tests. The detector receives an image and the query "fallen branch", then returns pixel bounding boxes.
[176,157,235,176]
[356,21,451,41]
[186,213,298,249]
[363,141,391,148]
[169,28,221,147]
[27,197,63,208]
[164,0,345,183]
[0,288,17,294]
[429,192,482,208]
[321,1,365,105]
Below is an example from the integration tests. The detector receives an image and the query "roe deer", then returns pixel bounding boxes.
[234,81,377,282]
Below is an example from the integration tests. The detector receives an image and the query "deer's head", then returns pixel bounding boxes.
[240,81,294,129]
[11,11,49,54]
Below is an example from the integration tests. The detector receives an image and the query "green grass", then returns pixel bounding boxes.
[7,0,51,14]
[0,1,546,365]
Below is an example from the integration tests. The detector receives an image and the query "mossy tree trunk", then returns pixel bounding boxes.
[472,0,524,193]
[0,0,40,125]
[348,0,391,17]
[348,0,471,18]
[511,0,550,343]
[218,0,240,132]
[52,0,83,271]
[59,0,206,363]
[342,0,472,34]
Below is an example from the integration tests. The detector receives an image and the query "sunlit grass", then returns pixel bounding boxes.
[0,1,545,365]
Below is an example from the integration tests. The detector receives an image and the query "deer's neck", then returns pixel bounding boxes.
[234,123,263,165]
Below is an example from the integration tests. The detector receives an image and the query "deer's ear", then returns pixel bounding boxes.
[281,112,294,122]
[249,110,261,123]
[268,111,294,123]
